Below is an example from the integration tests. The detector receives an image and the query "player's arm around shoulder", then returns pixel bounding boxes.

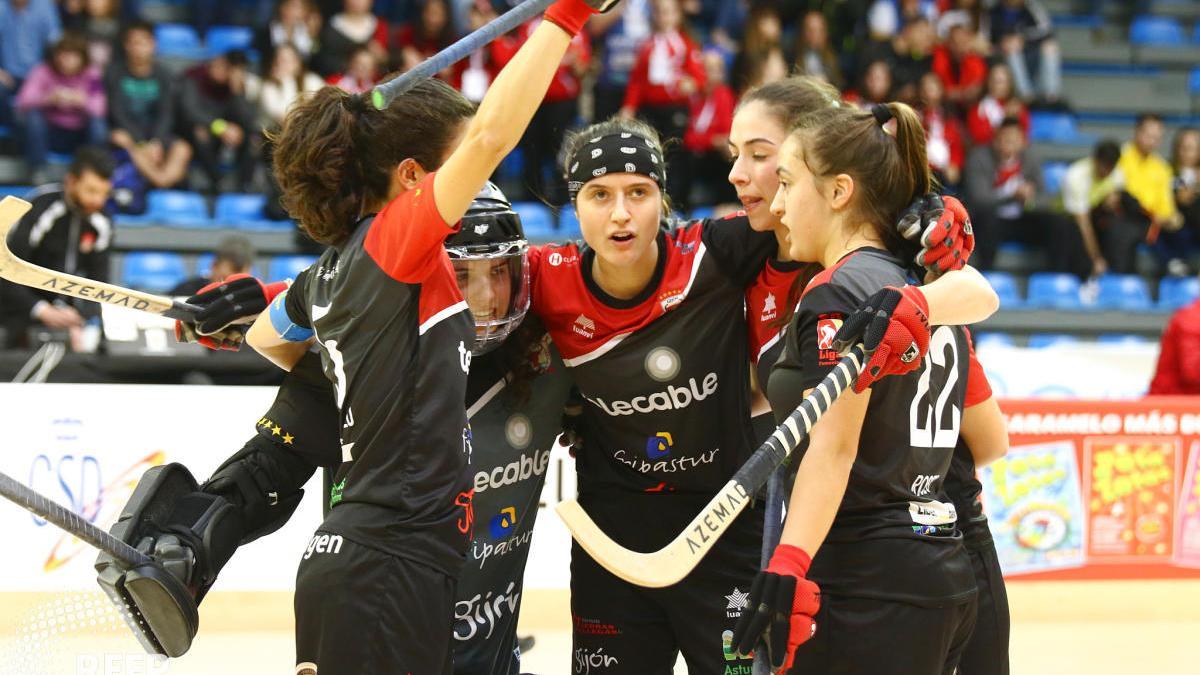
[921,265,999,326]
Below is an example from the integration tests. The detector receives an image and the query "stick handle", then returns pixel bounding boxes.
[372,0,557,108]
[0,470,149,569]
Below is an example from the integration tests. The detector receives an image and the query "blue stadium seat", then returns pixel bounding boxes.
[1097,333,1151,345]
[973,332,1015,349]
[1029,112,1091,144]
[495,148,525,184]
[1042,162,1070,196]
[1190,67,1200,95]
[122,252,187,292]
[0,125,10,140]
[194,253,215,277]
[1028,333,1081,349]
[0,185,30,199]
[146,190,213,228]
[1027,272,1082,309]
[513,202,555,239]
[1159,276,1200,309]
[154,23,205,58]
[1130,16,1186,46]
[982,271,1022,309]
[1095,274,1152,310]
[205,26,254,57]
[213,193,292,231]
[268,255,319,281]
[558,207,581,239]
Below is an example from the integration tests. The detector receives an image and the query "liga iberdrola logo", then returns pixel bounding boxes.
[816,314,844,367]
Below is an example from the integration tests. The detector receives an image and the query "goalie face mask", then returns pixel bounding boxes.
[447,182,530,355]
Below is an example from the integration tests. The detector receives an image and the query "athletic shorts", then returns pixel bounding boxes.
[958,530,1011,675]
[786,593,978,675]
[294,531,456,675]
[569,512,762,675]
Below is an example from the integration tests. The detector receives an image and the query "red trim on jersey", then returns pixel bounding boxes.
[746,261,801,363]
[364,172,461,284]
[964,330,992,407]
[800,252,857,300]
[530,223,707,364]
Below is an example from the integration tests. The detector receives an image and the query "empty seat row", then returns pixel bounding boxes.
[115,191,294,232]
[155,24,255,60]
[974,332,1154,349]
[1130,15,1200,46]
[121,252,318,293]
[984,271,1199,311]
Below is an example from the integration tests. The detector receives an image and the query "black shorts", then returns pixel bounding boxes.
[294,531,456,675]
[787,593,978,675]
[570,511,762,675]
[959,530,1011,675]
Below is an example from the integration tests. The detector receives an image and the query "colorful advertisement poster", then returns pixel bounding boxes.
[1085,438,1178,563]
[980,440,1086,575]
[1175,441,1200,569]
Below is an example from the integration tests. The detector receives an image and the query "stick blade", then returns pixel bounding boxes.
[556,500,689,588]
[0,195,32,234]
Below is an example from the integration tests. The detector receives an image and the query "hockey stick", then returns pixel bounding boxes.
[372,0,556,108]
[752,466,787,675]
[0,197,202,322]
[556,345,867,588]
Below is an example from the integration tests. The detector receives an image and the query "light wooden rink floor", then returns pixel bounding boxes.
[1,580,1197,674]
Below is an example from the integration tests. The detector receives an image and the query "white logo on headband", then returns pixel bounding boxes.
[570,162,579,173]
[591,148,603,159]
[621,133,632,138]
[650,154,659,164]
[625,163,636,172]
[592,167,608,177]
[589,137,602,143]
[620,147,636,154]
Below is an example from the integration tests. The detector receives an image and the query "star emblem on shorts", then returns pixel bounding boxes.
[726,587,750,611]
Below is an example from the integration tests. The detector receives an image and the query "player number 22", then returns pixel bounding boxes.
[908,326,961,448]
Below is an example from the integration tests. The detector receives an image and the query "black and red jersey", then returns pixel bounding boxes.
[528,217,774,520]
[946,330,995,535]
[746,257,805,391]
[767,247,975,606]
[284,173,474,575]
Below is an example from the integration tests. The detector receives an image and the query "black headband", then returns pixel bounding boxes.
[871,104,893,126]
[566,132,666,201]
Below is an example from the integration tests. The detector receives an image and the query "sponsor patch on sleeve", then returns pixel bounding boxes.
[815,314,844,366]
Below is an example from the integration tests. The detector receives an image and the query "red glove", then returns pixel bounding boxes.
[544,0,613,36]
[832,286,931,393]
[731,544,821,672]
[174,321,246,351]
[897,194,975,274]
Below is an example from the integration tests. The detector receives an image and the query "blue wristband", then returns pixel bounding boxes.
[269,291,314,342]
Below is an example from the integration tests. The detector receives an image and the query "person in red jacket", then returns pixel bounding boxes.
[931,23,987,112]
[680,48,736,209]
[1149,296,1200,395]
[493,14,591,203]
[619,0,704,203]
[919,71,966,187]
[966,62,1030,146]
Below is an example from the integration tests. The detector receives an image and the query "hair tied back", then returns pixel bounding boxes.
[871,104,893,127]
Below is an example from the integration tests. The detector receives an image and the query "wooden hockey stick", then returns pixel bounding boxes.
[0,196,202,322]
[556,345,866,588]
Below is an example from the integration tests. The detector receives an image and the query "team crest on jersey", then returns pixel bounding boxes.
[659,289,684,312]
[573,314,596,339]
[644,346,681,382]
[674,239,697,255]
[816,315,844,366]
[761,293,777,322]
[505,414,533,449]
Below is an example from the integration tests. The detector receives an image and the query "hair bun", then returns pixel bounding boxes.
[342,93,369,115]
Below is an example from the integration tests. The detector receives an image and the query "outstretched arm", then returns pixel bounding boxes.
[922,265,1000,326]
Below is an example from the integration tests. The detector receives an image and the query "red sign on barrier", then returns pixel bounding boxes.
[987,398,1200,580]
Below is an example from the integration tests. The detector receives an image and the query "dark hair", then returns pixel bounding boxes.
[50,32,91,73]
[222,50,250,68]
[997,116,1024,133]
[1170,126,1200,171]
[213,235,256,271]
[1136,113,1164,129]
[271,79,475,245]
[561,116,673,212]
[68,146,116,180]
[418,0,457,49]
[791,101,930,258]
[120,19,155,43]
[739,75,840,131]
[1094,139,1121,167]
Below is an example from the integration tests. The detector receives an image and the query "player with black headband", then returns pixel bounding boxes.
[98,183,575,675]
[730,102,997,674]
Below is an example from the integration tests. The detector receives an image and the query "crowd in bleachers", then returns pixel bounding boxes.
[1,0,1200,327]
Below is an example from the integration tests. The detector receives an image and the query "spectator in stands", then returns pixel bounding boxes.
[843,58,893,108]
[1119,114,1185,273]
[325,44,378,93]
[590,0,652,121]
[918,72,965,188]
[492,12,590,203]
[730,3,783,94]
[254,0,322,66]
[179,50,259,193]
[457,0,500,103]
[105,20,192,190]
[0,147,113,350]
[392,0,457,77]
[0,0,63,129]
[15,33,106,184]
[931,23,987,111]
[168,235,256,296]
[938,0,991,51]
[680,48,735,209]
[1149,286,1200,395]
[967,62,1029,147]
[1164,127,1200,277]
[794,10,843,90]
[255,42,324,130]
[61,0,122,69]
[621,0,704,203]
[867,0,939,41]
[860,15,935,104]
[989,0,1062,105]
[310,0,388,77]
[1062,139,1149,277]
[708,0,747,55]
[965,117,1063,269]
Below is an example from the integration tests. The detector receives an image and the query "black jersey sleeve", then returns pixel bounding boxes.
[283,267,313,329]
[699,215,778,287]
[767,282,860,423]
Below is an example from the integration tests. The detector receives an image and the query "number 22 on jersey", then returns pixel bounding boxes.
[909,326,961,449]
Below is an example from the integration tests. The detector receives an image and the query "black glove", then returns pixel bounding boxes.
[175,321,247,352]
[187,274,289,335]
